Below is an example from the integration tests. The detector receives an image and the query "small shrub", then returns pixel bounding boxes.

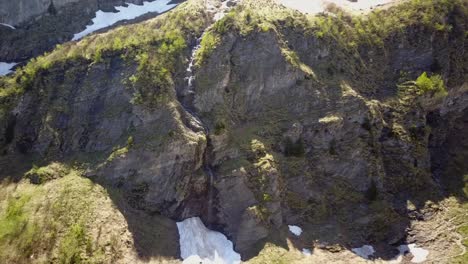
[263,193,272,202]
[415,72,448,97]
[195,32,220,66]
[214,120,226,135]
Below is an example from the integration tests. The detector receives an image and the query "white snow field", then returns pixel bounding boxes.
[395,244,429,263]
[0,62,18,76]
[288,225,303,236]
[276,0,398,14]
[72,0,178,40]
[351,245,375,259]
[177,217,241,264]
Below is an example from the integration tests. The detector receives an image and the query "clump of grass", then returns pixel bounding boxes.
[0,194,39,260]
[58,223,91,264]
[107,136,134,162]
[398,72,448,101]
[195,32,221,67]
[415,72,447,96]
[25,162,70,184]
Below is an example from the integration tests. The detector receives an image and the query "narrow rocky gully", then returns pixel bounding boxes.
[178,0,241,224]
[174,1,243,263]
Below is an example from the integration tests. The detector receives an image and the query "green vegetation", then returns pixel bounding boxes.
[214,120,227,135]
[25,162,70,184]
[0,194,38,260]
[314,0,463,48]
[0,167,118,263]
[58,223,91,264]
[248,242,305,264]
[107,136,134,162]
[415,72,448,96]
[398,72,448,101]
[0,0,209,110]
[195,32,221,67]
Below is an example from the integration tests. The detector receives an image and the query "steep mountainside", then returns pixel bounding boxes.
[0,0,467,263]
[0,0,184,62]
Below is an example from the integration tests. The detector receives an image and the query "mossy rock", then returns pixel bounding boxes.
[25,162,70,185]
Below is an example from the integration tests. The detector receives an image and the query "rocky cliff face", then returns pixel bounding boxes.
[0,0,80,26]
[0,0,183,62]
[0,0,467,263]
[0,0,168,26]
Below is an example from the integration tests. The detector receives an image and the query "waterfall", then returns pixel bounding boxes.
[183,28,216,226]
[184,0,240,91]
[176,2,245,263]
[181,1,242,223]
[184,35,204,93]
[205,166,215,222]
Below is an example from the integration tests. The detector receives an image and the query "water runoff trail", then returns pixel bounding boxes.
[176,1,242,264]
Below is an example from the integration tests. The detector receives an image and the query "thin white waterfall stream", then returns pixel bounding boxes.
[177,2,242,264]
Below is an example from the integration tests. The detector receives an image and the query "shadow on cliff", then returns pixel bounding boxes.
[0,155,181,262]
[0,108,466,262]
[101,185,182,261]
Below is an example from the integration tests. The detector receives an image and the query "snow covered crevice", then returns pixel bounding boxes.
[288,225,303,236]
[177,217,241,264]
[391,244,429,263]
[0,62,18,76]
[351,243,429,263]
[351,245,375,260]
[72,0,178,40]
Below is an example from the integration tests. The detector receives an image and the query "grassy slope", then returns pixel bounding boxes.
[0,166,118,263]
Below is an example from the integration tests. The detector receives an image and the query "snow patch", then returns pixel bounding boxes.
[177,217,241,264]
[0,62,18,76]
[72,0,178,40]
[302,248,312,256]
[276,0,397,15]
[395,244,429,263]
[351,245,375,259]
[0,23,15,30]
[288,225,303,236]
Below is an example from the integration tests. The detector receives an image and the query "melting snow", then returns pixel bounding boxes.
[276,0,397,15]
[395,244,429,263]
[0,23,15,30]
[177,217,241,264]
[351,245,375,259]
[0,62,18,76]
[72,0,178,40]
[288,225,303,236]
